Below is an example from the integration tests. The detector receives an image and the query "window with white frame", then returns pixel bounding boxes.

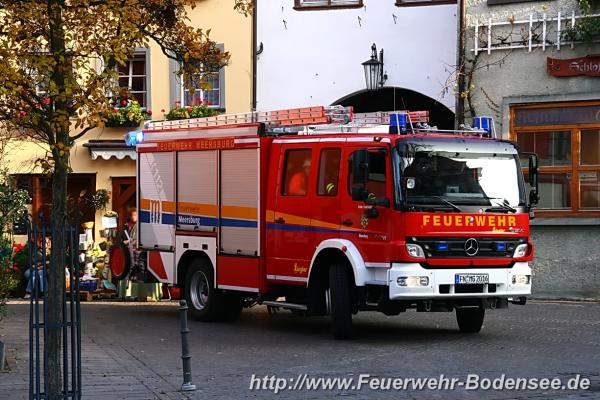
[294,0,363,9]
[179,70,221,108]
[395,0,456,6]
[117,53,148,108]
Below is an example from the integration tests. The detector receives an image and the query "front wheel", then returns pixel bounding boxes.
[329,264,353,340]
[456,307,485,333]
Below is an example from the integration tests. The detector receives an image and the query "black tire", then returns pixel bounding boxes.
[184,258,244,322]
[220,293,244,321]
[184,259,222,321]
[456,307,485,333]
[329,264,353,340]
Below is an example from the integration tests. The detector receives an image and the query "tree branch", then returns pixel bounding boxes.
[69,125,95,141]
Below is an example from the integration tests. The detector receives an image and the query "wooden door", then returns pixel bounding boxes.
[112,177,136,233]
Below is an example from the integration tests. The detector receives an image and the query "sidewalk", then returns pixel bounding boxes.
[0,301,190,400]
[1,299,599,400]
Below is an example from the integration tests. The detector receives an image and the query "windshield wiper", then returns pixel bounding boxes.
[405,195,463,212]
[483,197,516,213]
[432,196,462,212]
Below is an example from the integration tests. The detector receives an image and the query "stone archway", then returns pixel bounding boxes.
[333,87,455,129]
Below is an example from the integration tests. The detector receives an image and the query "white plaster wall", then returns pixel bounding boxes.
[257,1,457,111]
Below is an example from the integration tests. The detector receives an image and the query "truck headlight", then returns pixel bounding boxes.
[397,276,429,287]
[512,275,531,285]
[513,243,528,258]
[406,243,425,258]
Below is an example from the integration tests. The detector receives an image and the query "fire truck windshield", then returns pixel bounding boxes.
[396,147,526,211]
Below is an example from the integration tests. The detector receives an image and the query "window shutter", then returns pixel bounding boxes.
[217,43,225,110]
[169,58,181,107]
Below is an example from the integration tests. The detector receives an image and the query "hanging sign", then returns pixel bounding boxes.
[547,55,600,77]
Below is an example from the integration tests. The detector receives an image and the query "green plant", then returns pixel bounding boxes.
[0,172,29,314]
[92,189,110,211]
[0,238,20,320]
[563,0,600,43]
[0,173,29,232]
[105,101,151,127]
[165,98,219,120]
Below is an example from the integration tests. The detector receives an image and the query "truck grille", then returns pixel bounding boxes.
[409,237,527,259]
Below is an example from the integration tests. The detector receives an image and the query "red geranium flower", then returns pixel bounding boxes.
[120,99,127,106]
[13,266,18,271]
[186,107,192,112]
[175,100,181,105]
[42,97,51,105]
[4,268,9,273]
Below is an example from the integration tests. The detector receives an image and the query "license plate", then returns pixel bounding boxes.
[455,274,489,285]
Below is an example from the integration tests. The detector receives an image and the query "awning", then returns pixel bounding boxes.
[83,140,136,161]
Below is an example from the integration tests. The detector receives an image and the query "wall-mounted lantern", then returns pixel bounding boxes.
[362,43,387,91]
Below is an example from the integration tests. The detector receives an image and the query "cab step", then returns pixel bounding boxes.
[262,300,308,311]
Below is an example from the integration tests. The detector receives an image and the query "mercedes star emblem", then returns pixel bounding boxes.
[464,238,479,257]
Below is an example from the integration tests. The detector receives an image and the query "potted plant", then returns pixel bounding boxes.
[164,98,220,121]
[92,189,110,212]
[104,100,151,127]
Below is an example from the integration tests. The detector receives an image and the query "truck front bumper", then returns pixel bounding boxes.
[388,262,531,300]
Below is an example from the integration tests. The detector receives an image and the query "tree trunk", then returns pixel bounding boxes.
[47,1,68,397]
[48,160,67,399]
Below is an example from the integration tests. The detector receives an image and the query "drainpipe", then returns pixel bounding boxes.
[252,0,257,111]
[455,0,466,129]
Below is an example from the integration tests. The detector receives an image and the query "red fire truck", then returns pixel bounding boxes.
[114,106,539,339]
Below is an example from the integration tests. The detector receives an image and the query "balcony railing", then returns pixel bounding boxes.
[470,11,600,54]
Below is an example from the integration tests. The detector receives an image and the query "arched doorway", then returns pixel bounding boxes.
[333,88,455,129]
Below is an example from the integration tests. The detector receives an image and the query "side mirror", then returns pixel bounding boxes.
[352,149,369,185]
[527,153,539,205]
[351,150,369,201]
[365,196,390,207]
[351,187,368,202]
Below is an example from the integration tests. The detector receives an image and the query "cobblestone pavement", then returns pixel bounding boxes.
[0,300,598,399]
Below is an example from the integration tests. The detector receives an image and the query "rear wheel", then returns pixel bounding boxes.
[220,292,244,321]
[185,259,221,321]
[184,259,243,321]
[328,264,353,340]
[456,307,485,333]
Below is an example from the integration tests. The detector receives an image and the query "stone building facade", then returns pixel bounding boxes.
[464,0,600,298]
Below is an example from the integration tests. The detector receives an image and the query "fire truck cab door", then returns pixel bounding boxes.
[340,145,392,264]
[267,144,317,282]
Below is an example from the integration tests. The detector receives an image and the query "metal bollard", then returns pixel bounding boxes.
[179,300,196,392]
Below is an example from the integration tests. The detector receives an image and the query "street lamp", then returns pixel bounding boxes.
[362,43,387,91]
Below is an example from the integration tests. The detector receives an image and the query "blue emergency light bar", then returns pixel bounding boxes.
[125,130,144,146]
[473,116,494,138]
[389,113,408,134]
